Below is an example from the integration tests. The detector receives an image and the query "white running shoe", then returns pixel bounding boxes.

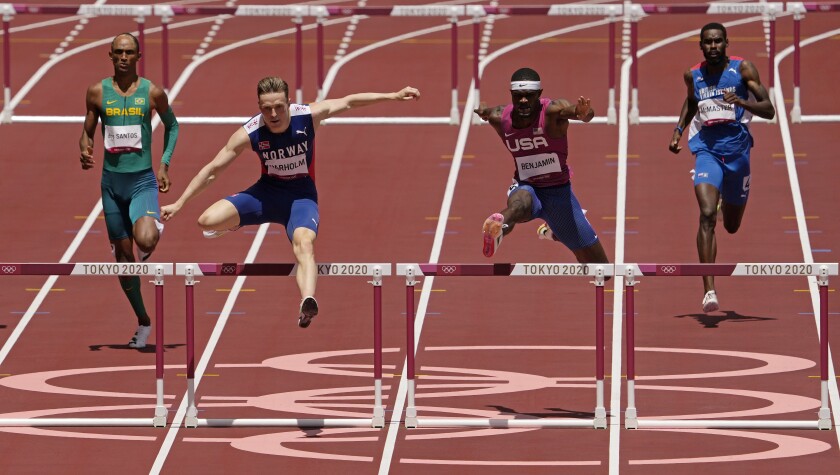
[203,229,228,239]
[482,213,505,257]
[690,169,696,181]
[203,225,240,239]
[298,296,319,328]
[129,325,152,348]
[702,290,719,313]
[138,220,164,262]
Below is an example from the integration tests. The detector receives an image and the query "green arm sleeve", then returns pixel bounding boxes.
[159,107,179,166]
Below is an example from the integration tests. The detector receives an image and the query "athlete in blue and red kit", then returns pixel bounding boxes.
[161,77,419,328]
[473,67,609,266]
[669,23,775,313]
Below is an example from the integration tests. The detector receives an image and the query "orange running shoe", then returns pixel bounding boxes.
[482,213,505,257]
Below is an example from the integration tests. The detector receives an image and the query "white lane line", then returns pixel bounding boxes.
[774,27,840,449]
[0,199,102,367]
[376,8,619,474]
[375,78,477,475]
[609,14,770,475]
[151,9,447,474]
[149,224,269,475]
[0,14,243,362]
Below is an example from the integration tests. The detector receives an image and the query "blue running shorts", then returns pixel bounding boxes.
[225,176,319,242]
[508,181,599,250]
[693,148,751,206]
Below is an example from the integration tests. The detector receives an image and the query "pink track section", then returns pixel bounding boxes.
[0,1,839,473]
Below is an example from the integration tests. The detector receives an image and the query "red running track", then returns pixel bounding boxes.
[0,1,839,473]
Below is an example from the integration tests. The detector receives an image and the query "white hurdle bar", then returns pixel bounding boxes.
[0,262,171,427]
[176,262,390,428]
[620,262,838,430]
[397,263,612,429]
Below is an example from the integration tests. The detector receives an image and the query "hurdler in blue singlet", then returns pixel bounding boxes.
[687,56,754,156]
[223,104,320,241]
[687,57,753,204]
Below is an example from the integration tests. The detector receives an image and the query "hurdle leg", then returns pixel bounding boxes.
[624,267,638,429]
[153,266,167,427]
[2,16,12,123]
[594,266,607,429]
[607,16,617,124]
[404,267,418,428]
[628,16,640,124]
[371,266,385,428]
[184,266,199,428]
[818,267,832,430]
[449,16,460,125]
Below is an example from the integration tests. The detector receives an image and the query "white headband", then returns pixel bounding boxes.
[510,80,541,91]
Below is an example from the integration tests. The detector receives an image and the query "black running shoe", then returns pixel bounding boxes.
[298,296,319,328]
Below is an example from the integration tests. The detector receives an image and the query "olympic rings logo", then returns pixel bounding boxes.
[660,265,677,274]
[221,265,237,275]
[1,265,18,274]
[441,265,457,274]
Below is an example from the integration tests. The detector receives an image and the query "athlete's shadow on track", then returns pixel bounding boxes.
[487,405,594,420]
[675,310,774,329]
[88,343,184,353]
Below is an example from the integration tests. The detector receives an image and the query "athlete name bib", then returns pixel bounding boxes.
[515,153,563,181]
[264,154,308,178]
[697,97,737,126]
[103,124,143,153]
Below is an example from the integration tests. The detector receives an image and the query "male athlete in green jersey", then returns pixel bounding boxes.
[79,33,179,349]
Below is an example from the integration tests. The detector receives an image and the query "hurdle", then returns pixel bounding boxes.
[0,262,170,427]
[175,262,389,428]
[466,4,622,125]
[627,2,783,125]
[620,262,838,430]
[0,3,460,125]
[787,1,840,123]
[396,262,611,429]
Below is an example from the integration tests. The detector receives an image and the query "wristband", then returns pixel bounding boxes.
[674,125,684,134]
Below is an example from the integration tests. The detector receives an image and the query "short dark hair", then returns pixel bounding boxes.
[111,32,140,52]
[511,67,540,82]
[700,22,727,40]
[257,76,289,99]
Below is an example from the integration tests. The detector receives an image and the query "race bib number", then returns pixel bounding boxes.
[697,97,737,126]
[514,152,563,181]
[264,154,308,178]
[104,124,142,153]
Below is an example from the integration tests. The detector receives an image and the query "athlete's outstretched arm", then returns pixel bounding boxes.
[545,97,594,122]
[669,70,698,154]
[310,87,420,124]
[160,127,250,221]
[473,103,504,126]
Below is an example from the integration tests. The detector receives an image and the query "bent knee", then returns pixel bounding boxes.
[698,212,717,229]
[292,228,316,253]
[196,212,215,230]
[133,224,160,251]
[723,222,741,234]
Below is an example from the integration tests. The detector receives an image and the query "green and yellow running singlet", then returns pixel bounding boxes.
[100,77,153,173]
